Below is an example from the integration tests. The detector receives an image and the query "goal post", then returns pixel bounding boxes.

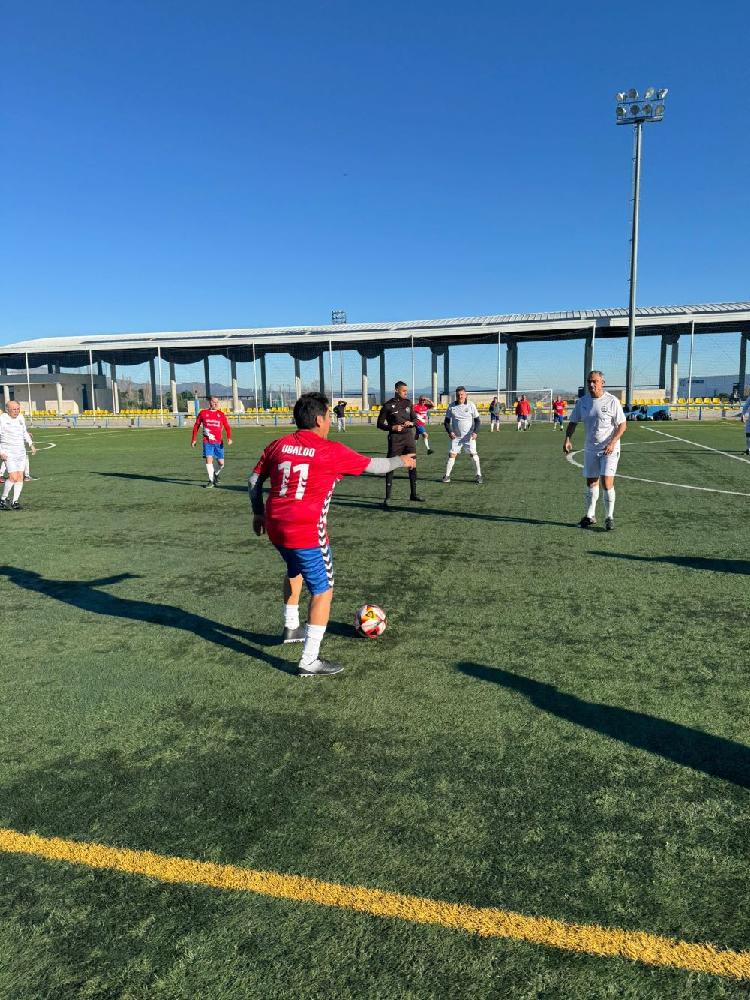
[503,389,553,423]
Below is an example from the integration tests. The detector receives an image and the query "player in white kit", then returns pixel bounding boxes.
[563,371,626,530]
[0,401,36,510]
[441,387,483,485]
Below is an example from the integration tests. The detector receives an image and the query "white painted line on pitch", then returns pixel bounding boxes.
[32,442,56,451]
[644,427,750,465]
[565,451,750,498]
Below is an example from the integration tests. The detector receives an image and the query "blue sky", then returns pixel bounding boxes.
[2,0,748,390]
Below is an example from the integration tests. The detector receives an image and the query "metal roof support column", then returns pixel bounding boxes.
[430,349,438,403]
[47,363,54,374]
[739,332,748,397]
[169,362,177,416]
[1,384,8,407]
[111,363,120,414]
[410,336,415,398]
[443,348,450,398]
[260,354,268,409]
[25,352,33,419]
[658,335,668,390]
[328,340,334,400]
[87,349,96,415]
[583,332,593,385]
[318,353,325,397]
[230,356,239,414]
[149,357,157,409]
[203,356,211,399]
[97,361,104,377]
[156,347,164,424]
[360,354,368,410]
[379,350,386,404]
[293,357,301,400]
[56,380,64,416]
[670,336,680,404]
[496,333,502,398]
[686,321,696,414]
[252,344,258,421]
[505,338,516,396]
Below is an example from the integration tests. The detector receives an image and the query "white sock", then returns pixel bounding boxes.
[0,462,5,476]
[1,481,11,500]
[284,603,300,629]
[586,485,599,518]
[206,463,214,481]
[24,457,30,476]
[12,481,23,502]
[445,456,456,477]
[215,463,223,476]
[473,454,482,475]
[517,422,522,430]
[300,623,327,666]
[603,488,616,518]
[423,435,430,450]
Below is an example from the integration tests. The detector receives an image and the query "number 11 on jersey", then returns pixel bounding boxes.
[278,461,310,500]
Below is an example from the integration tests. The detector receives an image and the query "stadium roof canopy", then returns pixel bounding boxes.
[2,301,749,369]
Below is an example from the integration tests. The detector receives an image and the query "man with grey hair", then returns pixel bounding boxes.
[563,371,626,530]
[0,401,36,510]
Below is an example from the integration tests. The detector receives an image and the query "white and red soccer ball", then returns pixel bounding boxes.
[355,604,387,638]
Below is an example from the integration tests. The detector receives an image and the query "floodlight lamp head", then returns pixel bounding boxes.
[654,103,665,116]
[615,91,626,102]
[627,88,638,100]
[657,87,668,99]
[644,87,656,99]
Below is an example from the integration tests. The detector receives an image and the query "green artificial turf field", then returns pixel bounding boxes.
[0,419,747,999]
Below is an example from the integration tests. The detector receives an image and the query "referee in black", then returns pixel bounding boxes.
[377,380,423,508]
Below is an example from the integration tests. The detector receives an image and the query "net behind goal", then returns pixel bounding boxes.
[502,389,553,423]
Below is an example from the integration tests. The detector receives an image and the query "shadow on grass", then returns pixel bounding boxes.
[97,471,246,493]
[457,663,750,790]
[0,566,294,674]
[589,552,750,576]
[331,497,573,528]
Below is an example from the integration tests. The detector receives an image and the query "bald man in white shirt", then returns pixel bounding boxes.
[0,402,36,510]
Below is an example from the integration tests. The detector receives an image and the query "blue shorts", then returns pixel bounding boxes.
[490,414,499,423]
[415,424,427,437]
[275,544,334,595]
[203,442,225,460]
[553,414,564,424]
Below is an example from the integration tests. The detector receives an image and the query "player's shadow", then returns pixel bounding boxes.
[456,663,750,790]
[97,471,246,493]
[0,566,294,674]
[331,496,572,528]
[589,552,750,576]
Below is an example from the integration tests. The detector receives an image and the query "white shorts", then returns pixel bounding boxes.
[583,447,619,479]
[1,451,26,474]
[449,435,477,456]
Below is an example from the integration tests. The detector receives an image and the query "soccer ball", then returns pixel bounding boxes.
[355,604,387,638]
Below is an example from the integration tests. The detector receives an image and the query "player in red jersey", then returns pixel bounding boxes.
[249,392,416,677]
[515,395,531,431]
[191,397,233,488]
[552,396,566,430]
[412,396,434,453]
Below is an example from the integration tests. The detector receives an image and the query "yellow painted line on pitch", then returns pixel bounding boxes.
[0,827,748,981]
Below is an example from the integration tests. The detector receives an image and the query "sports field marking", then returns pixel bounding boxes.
[0,827,748,981]
[645,427,750,465]
[566,450,750,498]
[31,442,56,451]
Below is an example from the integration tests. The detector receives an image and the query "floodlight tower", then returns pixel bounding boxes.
[615,87,668,405]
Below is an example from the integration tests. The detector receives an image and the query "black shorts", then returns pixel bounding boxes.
[387,434,416,457]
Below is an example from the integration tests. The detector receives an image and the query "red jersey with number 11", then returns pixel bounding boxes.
[253,430,370,548]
